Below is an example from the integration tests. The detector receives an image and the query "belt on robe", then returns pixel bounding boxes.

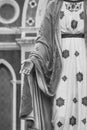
[84,0,87,47]
[64,0,84,3]
[61,33,84,38]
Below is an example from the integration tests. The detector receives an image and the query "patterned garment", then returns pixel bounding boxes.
[52,1,87,130]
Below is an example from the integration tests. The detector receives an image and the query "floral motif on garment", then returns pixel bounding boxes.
[76,72,83,82]
[82,97,87,106]
[73,98,78,103]
[57,121,63,128]
[82,118,87,125]
[56,97,65,107]
[69,116,77,126]
[62,50,70,59]
[74,51,79,57]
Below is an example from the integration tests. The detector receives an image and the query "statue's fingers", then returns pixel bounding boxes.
[29,63,33,70]
[22,68,30,75]
[24,68,30,74]
[26,69,31,75]
[19,69,22,74]
[20,68,24,74]
[20,66,26,73]
[22,68,27,74]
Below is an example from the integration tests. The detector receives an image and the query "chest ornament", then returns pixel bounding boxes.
[60,11,64,19]
[79,11,84,19]
[65,2,82,12]
[71,20,78,29]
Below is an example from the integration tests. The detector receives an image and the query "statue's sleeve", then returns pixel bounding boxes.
[28,1,55,96]
[22,1,55,96]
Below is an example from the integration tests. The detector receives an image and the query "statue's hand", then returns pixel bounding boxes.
[20,59,34,75]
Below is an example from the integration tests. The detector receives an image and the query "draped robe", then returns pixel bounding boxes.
[19,0,87,130]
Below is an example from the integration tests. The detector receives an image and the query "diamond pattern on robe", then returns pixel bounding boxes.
[60,11,64,19]
[73,98,78,103]
[56,97,64,107]
[82,118,86,125]
[62,75,67,81]
[79,11,84,20]
[76,72,83,82]
[69,116,76,126]
[75,51,79,57]
[71,20,78,29]
[57,121,63,128]
[62,50,69,59]
[82,97,87,106]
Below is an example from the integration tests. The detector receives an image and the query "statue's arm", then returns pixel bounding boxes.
[19,2,55,128]
[21,1,54,76]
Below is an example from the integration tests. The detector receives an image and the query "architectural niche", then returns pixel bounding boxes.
[0,59,17,130]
